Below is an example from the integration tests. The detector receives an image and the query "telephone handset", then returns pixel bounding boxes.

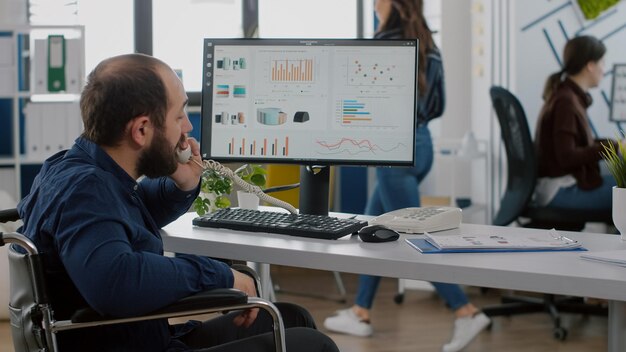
[369,206,462,234]
[176,146,192,164]
[176,147,298,214]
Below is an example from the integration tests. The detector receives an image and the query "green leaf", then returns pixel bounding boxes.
[601,139,626,188]
[235,164,267,189]
[214,195,231,208]
[193,197,208,216]
[250,173,267,187]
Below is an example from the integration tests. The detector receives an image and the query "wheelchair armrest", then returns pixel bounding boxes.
[0,208,20,223]
[71,288,247,323]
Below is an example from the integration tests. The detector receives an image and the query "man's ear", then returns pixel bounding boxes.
[129,115,152,147]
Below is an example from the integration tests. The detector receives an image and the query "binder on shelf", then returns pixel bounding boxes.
[25,101,80,162]
[41,103,67,155]
[0,36,13,66]
[52,103,67,152]
[0,98,12,156]
[33,39,47,94]
[0,35,13,96]
[65,102,82,147]
[0,66,14,96]
[47,35,66,92]
[24,102,43,161]
[33,37,81,94]
[40,102,55,156]
[64,38,81,93]
[0,167,17,201]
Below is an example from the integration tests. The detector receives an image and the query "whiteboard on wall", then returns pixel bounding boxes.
[610,64,626,122]
[514,0,626,138]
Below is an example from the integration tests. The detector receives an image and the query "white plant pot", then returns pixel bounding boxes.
[237,191,259,210]
[613,186,626,240]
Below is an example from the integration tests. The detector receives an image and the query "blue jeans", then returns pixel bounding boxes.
[548,175,615,210]
[355,126,469,311]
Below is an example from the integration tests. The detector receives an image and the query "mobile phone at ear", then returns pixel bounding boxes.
[176,147,192,164]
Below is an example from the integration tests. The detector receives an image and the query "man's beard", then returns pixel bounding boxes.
[137,128,178,178]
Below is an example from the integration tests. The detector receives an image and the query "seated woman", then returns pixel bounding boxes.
[534,35,617,210]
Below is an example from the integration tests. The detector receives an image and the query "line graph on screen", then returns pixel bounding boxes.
[315,137,408,156]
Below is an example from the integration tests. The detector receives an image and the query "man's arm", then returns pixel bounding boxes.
[138,177,199,227]
[56,178,232,317]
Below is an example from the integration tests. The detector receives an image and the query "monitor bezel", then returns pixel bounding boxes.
[200,38,419,167]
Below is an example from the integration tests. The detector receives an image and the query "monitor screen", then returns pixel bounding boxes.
[200,38,418,167]
[610,63,626,122]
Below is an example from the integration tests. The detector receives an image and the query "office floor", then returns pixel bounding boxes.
[0,267,607,351]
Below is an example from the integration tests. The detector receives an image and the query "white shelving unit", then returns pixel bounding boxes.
[0,25,84,200]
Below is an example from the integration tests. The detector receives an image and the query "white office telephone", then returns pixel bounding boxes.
[369,206,462,234]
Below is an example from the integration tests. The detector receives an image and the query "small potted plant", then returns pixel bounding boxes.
[192,164,268,215]
[234,164,267,210]
[601,139,626,239]
[192,168,233,216]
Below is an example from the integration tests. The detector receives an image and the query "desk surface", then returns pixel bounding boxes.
[162,211,626,302]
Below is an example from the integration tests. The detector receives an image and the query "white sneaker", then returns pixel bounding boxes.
[442,312,490,352]
[323,308,373,337]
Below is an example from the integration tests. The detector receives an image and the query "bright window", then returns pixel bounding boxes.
[153,0,243,92]
[258,0,357,38]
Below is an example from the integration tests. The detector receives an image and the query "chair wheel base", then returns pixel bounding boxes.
[393,293,404,304]
[553,327,568,341]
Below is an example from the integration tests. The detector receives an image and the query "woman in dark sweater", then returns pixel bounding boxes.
[534,35,617,209]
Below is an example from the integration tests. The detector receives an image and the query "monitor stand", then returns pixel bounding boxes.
[299,165,330,215]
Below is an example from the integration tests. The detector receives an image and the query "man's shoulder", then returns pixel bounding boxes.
[33,155,120,205]
[47,155,109,184]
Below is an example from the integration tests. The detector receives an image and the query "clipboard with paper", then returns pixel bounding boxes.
[406,229,586,253]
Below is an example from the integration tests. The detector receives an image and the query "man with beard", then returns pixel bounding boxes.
[16,54,338,352]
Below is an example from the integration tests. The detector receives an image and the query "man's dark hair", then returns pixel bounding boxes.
[80,54,168,146]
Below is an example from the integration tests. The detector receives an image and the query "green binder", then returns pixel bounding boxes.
[47,35,66,92]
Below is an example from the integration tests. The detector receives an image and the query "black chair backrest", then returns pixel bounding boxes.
[490,86,538,226]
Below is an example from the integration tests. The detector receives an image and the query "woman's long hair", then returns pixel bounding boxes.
[376,0,433,96]
[542,35,606,101]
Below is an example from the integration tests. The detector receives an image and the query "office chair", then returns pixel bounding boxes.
[0,208,286,352]
[483,86,608,340]
[489,86,613,230]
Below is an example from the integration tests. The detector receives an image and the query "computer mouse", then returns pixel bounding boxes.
[358,224,400,243]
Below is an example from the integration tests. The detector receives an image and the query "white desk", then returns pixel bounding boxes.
[162,212,626,351]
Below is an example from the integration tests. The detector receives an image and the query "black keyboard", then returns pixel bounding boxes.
[192,208,368,240]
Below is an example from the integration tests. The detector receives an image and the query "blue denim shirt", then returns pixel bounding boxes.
[17,137,233,351]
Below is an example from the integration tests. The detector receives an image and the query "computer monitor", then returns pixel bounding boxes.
[610,63,626,122]
[200,38,418,215]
